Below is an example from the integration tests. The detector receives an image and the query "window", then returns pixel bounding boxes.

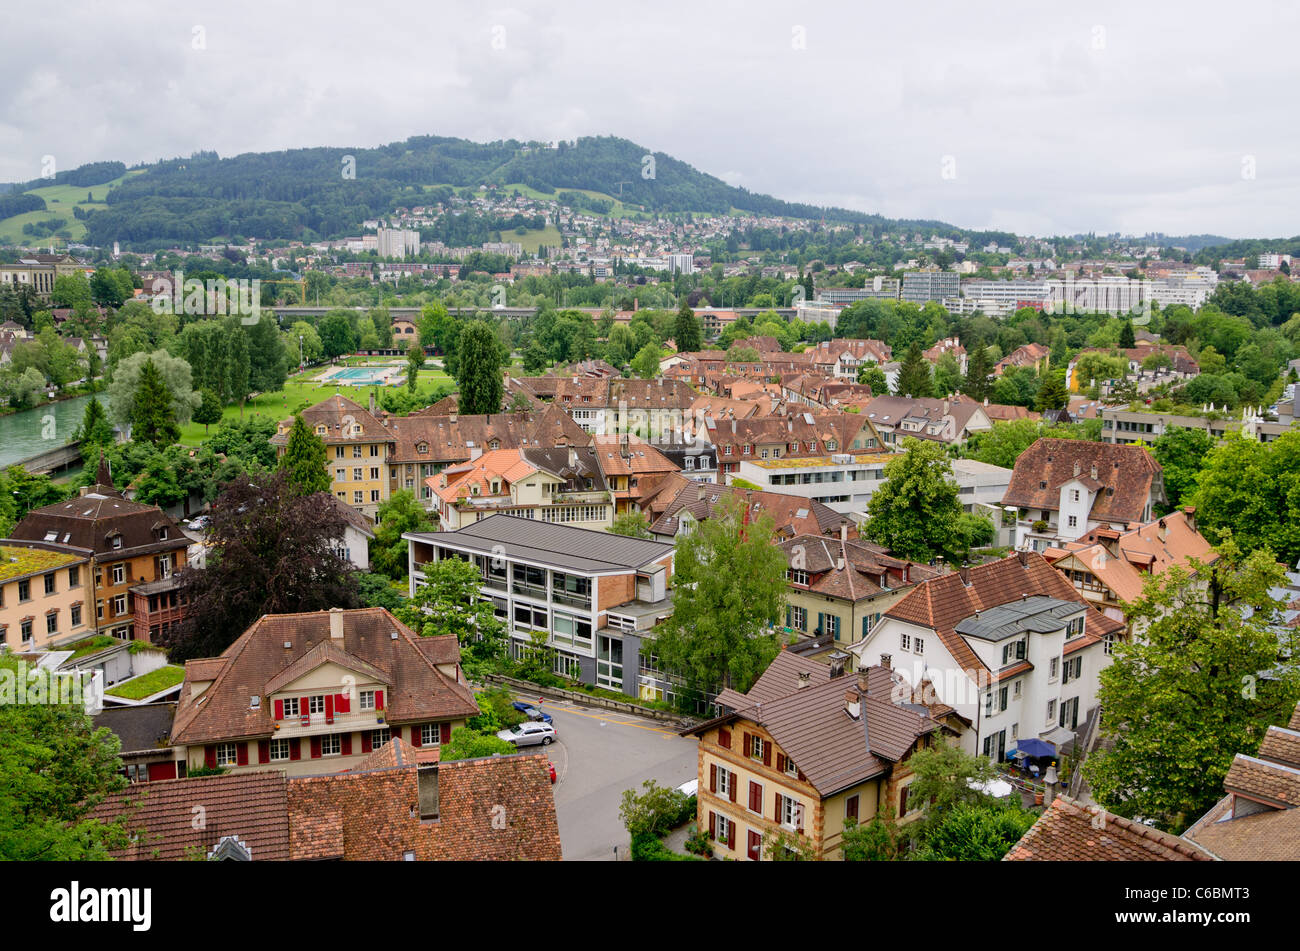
[353,467,364,481]
[900,632,911,652]
[898,786,910,818]
[716,766,732,799]
[1062,656,1082,684]
[20,619,32,645]
[1013,679,1022,698]
[914,636,924,655]
[269,738,291,762]
[1103,632,1115,656]
[112,564,125,585]
[786,605,807,632]
[320,734,341,756]
[819,613,841,641]
[783,755,798,778]
[747,780,763,814]
[371,728,391,749]
[18,579,29,602]
[1001,639,1026,666]
[112,535,123,549]
[112,595,127,616]
[336,468,347,482]
[336,447,345,459]
[779,794,802,831]
[1046,699,1057,724]
[786,569,809,586]
[749,735,766,761]
[309,696,325,715]
[1065,616,1085,638]
[353,491,363,504]
[371,490,380,502]
[370,467,380,481]
[70,604,82,627]
[1067,515,1078,528]
[353,446,362,458]
[715,813,732,845]
[1049,657,1059,681]
[46,612,58,635]
[282,697,300,717]
[420,724,441,746]
[44,573,56,595]
[215,743,239,766]
[1070,489,1080,503]
[359,690,375,711]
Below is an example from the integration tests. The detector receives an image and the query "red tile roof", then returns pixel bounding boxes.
[1004,796,1213,861]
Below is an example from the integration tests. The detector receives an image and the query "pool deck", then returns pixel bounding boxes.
[316,365,403,386]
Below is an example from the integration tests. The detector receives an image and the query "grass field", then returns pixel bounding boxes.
[0,171,139,247]
[517,224,562,253]
[177,362,457,445]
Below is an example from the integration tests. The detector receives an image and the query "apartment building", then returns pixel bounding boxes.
[430,446,614,530]
[901,270,960,304]
[685,652,958,860]
[169,607,478,777]
[706,412,883,480]
[858,395,992,445]
[8,462,190,642]
[854,551,1125,762]
[271,396,393,523]
[0,541,93,651]
[405,515,675,696]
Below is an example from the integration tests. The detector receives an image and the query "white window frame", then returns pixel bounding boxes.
[309,695,325,715]
[269,738,291,762]
[715,813,732,845]
[421,723,441,746]
[359,690,376,711]
[320,734,341,756]
[716,766,732,799]
[215,743,239,766]
[282,697,300,717]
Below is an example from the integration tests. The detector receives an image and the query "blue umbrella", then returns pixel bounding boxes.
[1012,737,1056,759]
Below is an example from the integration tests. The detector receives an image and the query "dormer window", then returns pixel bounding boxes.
[416,442,429,454]
[316,426,327,436]
[110,534,123,550]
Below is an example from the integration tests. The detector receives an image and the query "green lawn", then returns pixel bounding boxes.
[0,170,138,247]
[518,224,561,253]
[105,664,185,700]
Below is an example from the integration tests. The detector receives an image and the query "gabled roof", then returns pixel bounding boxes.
[649,481,843,540]
[170,609,476,745]
[263,639,392,695]
[1004,796,1213,861]
[271,395,389,447]
[881,552,1124,676]
[1001,438,1162,522]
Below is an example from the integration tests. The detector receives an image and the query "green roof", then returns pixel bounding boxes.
[104,665,185,700]
[0,545,84,583]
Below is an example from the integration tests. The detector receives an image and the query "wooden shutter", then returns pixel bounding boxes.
[204,745,216,768]
[748,830,761,861]
[310,736,322,758]
[341,734,352,756]
[235,743,248,766]
[846,795,859,821]
[411,725,423,747]
[289,738,301,760]
[774,793,782,823]
[777,753,786,773]
[710,764,717,794]
[375,690,384,710]
[709,811,716,839]
[440,723,451,744]
[257,740,269,764]
[743,732,753,758]
[729,774,737,803]
[274,699,284,720]
[335,692,350,713]
[899,786,909,818]
[719,729,731,750]
[325,694,334,723]
[361,731,373,754]
[762,740,771,768]
[749,781,761,813]
[728,822,735,850]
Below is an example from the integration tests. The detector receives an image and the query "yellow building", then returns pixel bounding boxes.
[272,395,394,523]
[685,652,964,860]
[0,541,94,650]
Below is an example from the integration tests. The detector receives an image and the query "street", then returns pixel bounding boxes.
[522,696,698,861]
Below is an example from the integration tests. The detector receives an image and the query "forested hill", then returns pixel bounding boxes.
[4,134,1014,249]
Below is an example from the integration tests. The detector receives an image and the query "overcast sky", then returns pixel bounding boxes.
[3,1,1297,239]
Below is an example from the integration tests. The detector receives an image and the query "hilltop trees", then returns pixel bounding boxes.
[455,320,505,414]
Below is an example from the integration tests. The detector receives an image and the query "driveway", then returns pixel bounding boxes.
[523,696,698,860]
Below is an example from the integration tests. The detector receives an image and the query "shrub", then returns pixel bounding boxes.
[630,832,704,862]
[619,780,691,838]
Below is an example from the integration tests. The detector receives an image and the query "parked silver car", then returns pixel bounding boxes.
[497,722,556,747]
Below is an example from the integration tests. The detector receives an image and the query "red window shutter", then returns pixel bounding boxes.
[310,736,322,758]
[710,764,717,793]
[341,734,352,756]
[325,695,334,723]
[274,699,284,720]
[777,753,786,773]
[440,723,451,744]
[236,743,248,766]
[774,793,782,823]
[729,775,737,803]
[289,738,301,760]
[257,740,269,764]
[709,811,716,839]
[361,731,372,754]
[728,822,735,850]
[375,690,384,710]
[743,732,753,758]
[411,725,423,748]
[749,781,761,813]
[762,741,771,768]
[204,745,216,768]
[748,830,761,861]
[899,786,908,818]
[719,728,731,750]
[846,795,859,822]
[335,693,350,713]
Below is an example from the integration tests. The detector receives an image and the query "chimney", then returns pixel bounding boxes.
[329,607,344,642]
[856,667,870,697]
[840,520,848,542]
[880,652,892,670]
[697,482,707,502]
[1182,505,1196,532]
[1043,762,1060,806]
[1016,549,1031,566]
[449,409,457,424]
[369,391,377,414]
[796,671,812,690]
[836,555,846,572]
[1090,464,1098,481]
[567,446,577,469]
[844,688,861,719]
[1073,461,1080,478]
[958,566,971,586]
[829,654,846,678]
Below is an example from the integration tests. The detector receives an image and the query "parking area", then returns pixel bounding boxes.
[513,695,698,861]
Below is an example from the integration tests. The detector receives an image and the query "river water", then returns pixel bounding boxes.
[0,394,95,469]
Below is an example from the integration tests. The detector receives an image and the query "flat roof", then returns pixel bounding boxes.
[406,514,674,574]
[953,595,1081,643]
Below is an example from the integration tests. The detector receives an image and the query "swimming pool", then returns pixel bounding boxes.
[328,367,396,385]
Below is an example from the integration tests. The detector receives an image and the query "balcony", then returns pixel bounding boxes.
[512,582,548,600]
[553,591,591,610]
